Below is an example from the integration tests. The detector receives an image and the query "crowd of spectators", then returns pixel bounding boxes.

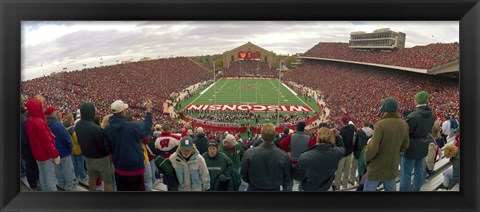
[222,61,278,78]
[21,57,211,130]
[303,42,459,70]
[283,60,459,126]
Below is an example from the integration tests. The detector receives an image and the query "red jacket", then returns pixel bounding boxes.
[25,98,59,161]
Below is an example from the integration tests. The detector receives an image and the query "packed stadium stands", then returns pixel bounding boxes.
[222,60,278,77]
[303,42,459,70]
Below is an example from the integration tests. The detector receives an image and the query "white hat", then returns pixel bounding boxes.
[111,100,129,113]
[223,134,237,146]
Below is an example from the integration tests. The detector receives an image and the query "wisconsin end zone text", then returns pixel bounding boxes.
[185,104,314,112]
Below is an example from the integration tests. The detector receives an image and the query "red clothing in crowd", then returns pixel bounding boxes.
[25,98,59,161]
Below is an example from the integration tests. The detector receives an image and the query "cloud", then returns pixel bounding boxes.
[21,21,458,81]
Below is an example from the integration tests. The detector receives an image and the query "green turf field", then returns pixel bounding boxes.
[179,78,320,114]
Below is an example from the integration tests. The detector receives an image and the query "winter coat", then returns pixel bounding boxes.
[75,103,109,159]
[66,126,81,155]
[240,143,292,191]
[169,149,210,191]
[279,131,316,163]
[404,105,435,159]
[202,151,240,191]
[212,164,241,191]
[219,144,242,169]
[104,112,152,172]
[353,127,373,160]
[25,98,59,161]
[424,136,438,171]
[47,116,73,158]
[293,136,345,191]
[364,113,410,181]
[154,132,181,158]
[194,134,209,155]
[340,124,356,156]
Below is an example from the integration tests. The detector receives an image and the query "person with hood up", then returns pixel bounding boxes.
[75,102,114,192]
[20,94,41,191]
[169,136,210,191]
[104,99,153,191]
[399,91,435,192]
[25,98,60,191]
[45,106,76,191]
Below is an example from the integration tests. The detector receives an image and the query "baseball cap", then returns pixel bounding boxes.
[111,100,129,113]
[180,136,194,151]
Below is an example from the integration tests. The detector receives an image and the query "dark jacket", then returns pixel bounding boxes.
[340,124,356,156]
[104,112,152,172]
[353,127,374,160]
[21,113,30,154]
[404,105,435,159]
[75,103,109,159]
[203,151,240,191]
[194,134,209,155]
[240,143,292,191]
[219,144,242,169]
[47,116,73,158]
[212,164,241,191]
[293,136,345,191]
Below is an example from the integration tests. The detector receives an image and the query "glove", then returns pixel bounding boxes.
[53,156,61,165]
[219,174,230,182]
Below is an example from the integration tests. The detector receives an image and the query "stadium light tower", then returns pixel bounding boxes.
[277,60,284,125]
[213,61,217,121]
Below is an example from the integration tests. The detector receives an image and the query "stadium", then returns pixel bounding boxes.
[20,27,460,192]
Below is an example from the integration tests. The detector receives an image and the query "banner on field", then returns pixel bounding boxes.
[184,104,313,112]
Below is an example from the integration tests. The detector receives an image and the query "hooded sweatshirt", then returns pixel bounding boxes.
[25,98,59,161]
[46,115,73,158]
[75,103,109,158]
[404,105,435,159]
[104,112,152,174]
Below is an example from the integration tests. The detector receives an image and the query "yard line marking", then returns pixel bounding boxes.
[278,79,310,107]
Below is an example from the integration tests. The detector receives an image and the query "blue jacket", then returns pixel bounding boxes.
[47,116,73,158]
[104,112,152,172]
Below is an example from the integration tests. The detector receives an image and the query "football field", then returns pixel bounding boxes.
[180,78,319,114]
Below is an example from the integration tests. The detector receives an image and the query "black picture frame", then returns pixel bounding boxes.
[1,0,479,211]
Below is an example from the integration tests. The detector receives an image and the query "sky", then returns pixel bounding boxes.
[21,21,459,81]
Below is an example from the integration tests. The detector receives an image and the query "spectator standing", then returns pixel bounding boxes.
[153,124,181,191]
[293,127,345,191]
[75,102,114,192]
[45,106,76,191]
[241,123,292,191]
[441,114,451,142]
[202,140,241,191]
[352,121,373,184]
[219,134,242,169]
[333,115,356,190]
[104,100,153,191]
[20,95,41,191]
[169,136,210,191]
[63,113,88,184]
[363,97,410,191]
[193,127,209,155]
[274,128,291,147]
[25,98,60,191]
[400,91,435,192]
